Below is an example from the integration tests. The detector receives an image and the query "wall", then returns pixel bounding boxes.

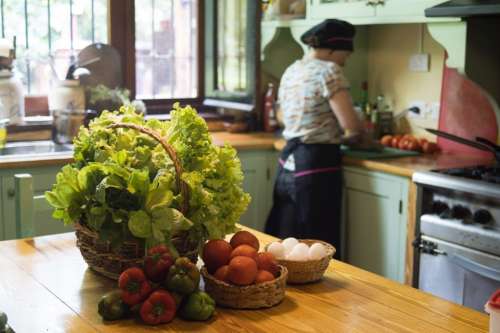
[366,24,445,139]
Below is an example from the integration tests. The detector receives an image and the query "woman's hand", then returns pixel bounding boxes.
[341,131,384,151]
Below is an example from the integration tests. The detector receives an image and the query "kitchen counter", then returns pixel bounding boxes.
[0,226,488,333]
[274,138,493,177]
[0,132,279,169]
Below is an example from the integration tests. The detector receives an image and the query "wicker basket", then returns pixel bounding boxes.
[74,123,196,280]
[201,265,288,309]
[266,239,335,284]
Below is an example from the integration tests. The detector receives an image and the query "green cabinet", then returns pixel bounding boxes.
[309,0,376,20]
[0,165,72,241]
[343,166,409,283]
[306,0,456,24]
[238,150,279,232]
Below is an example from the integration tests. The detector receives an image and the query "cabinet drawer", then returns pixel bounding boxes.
[344,167,402,197]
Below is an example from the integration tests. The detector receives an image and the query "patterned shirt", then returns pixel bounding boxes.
[279,57,350,144]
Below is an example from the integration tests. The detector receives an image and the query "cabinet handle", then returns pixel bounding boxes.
[366,0,375,6]
[7,188,15,198]
[377,0,385,5]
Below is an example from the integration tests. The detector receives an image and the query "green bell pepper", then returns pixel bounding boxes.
[98,290,130,321]
[165,257,200,295]
[179,291,215,321]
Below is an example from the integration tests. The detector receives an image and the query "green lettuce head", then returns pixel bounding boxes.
[45,104,251,252]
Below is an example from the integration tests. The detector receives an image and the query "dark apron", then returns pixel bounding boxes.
[265,138,343,259]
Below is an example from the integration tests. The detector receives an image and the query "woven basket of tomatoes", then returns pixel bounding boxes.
[201,231,288,309]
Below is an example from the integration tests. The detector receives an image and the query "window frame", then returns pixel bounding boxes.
[109,0,205,114]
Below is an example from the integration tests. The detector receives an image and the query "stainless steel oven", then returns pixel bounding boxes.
[413,166,500,312]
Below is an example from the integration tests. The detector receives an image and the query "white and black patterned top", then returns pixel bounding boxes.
[279,57,350,144]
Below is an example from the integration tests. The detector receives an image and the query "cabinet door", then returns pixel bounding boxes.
[344,167,408,282]
[309,0,376,20]
[238,151,274,232]
[0,166,72,240]
[375,0,446,20]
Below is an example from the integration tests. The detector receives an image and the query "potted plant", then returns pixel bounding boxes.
[45,104,251,279]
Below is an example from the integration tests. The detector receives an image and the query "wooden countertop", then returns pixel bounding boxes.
[0,132,279,170]
[0,227,488,333]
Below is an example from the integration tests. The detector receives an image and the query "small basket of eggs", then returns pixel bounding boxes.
[265,238,335,284]
[200,231,288,309]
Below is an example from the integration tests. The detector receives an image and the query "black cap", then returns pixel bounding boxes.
[300,19,355,51]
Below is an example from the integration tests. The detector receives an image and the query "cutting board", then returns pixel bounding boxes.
[341,146,420,159]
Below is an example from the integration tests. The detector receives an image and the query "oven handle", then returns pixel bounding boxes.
[449,253,500,282]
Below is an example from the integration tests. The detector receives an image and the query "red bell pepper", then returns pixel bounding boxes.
[140,289,177,325]
[144,245,174,282]
[118,267,152,305]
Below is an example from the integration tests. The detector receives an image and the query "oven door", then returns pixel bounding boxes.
[418,235,500,312]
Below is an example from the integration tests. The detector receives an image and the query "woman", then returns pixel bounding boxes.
[265,19,376,259]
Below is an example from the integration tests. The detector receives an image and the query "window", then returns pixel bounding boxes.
[134,0,198,100]
[204,0,259,107]
[0,0,108,95]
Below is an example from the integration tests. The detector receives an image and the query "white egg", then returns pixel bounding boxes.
[267,242,286,259]
[282,237,299,255]
[287,246,309,261]
[308,243,327,260]
[292,242,310,254]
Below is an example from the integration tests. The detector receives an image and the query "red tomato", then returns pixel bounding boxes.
[391,137,401,148]
[407,141,419,151]
[380,135,393,147]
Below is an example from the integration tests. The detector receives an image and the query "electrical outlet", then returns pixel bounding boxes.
[409,53,430,72]
[427,102,440,120]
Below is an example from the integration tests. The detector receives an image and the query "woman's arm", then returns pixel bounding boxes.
[328,89,363,134]
[329,90,382,150]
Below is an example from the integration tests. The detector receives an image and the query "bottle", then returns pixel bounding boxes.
[360,81,368,111]
[264,83,278,133]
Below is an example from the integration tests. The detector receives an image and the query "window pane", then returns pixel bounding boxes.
[216,0,247,94]
[135,0,198,99]
[1,0,108,96]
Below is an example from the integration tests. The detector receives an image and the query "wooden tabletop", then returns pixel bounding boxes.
[0,227,488,333]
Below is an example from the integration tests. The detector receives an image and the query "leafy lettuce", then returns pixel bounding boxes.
[45,104,250,251]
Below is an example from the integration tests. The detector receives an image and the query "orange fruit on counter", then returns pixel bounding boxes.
[202,239,233,274]
[230,230,260,250]
[227,256,258,286]
[214,265,230,283]
[255,270,275,284]
[256,252,279,277]
[230,244,258,261]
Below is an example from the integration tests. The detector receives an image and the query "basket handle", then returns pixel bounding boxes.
[108,123,189,215]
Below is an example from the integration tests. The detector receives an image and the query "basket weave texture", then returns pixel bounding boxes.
[201,265,288,309]
[267,239,335,284]
[74,123,197,280]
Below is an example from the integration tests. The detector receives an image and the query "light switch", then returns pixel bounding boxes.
[409,53,430,72]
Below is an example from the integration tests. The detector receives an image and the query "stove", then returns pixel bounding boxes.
[412,164,500,312]
[437,165,500,184]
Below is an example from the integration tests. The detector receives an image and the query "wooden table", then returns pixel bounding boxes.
[0,228,489,333]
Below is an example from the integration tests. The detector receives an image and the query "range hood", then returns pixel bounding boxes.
[426,0,500,17]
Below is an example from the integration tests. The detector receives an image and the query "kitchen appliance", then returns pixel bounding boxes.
[426,0,500,17]
[413,131,500,312]
[0,37,24,124]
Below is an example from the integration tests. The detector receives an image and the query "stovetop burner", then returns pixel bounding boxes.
[436,165,500,184]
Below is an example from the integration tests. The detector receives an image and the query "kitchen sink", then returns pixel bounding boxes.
[0,141,73,157]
